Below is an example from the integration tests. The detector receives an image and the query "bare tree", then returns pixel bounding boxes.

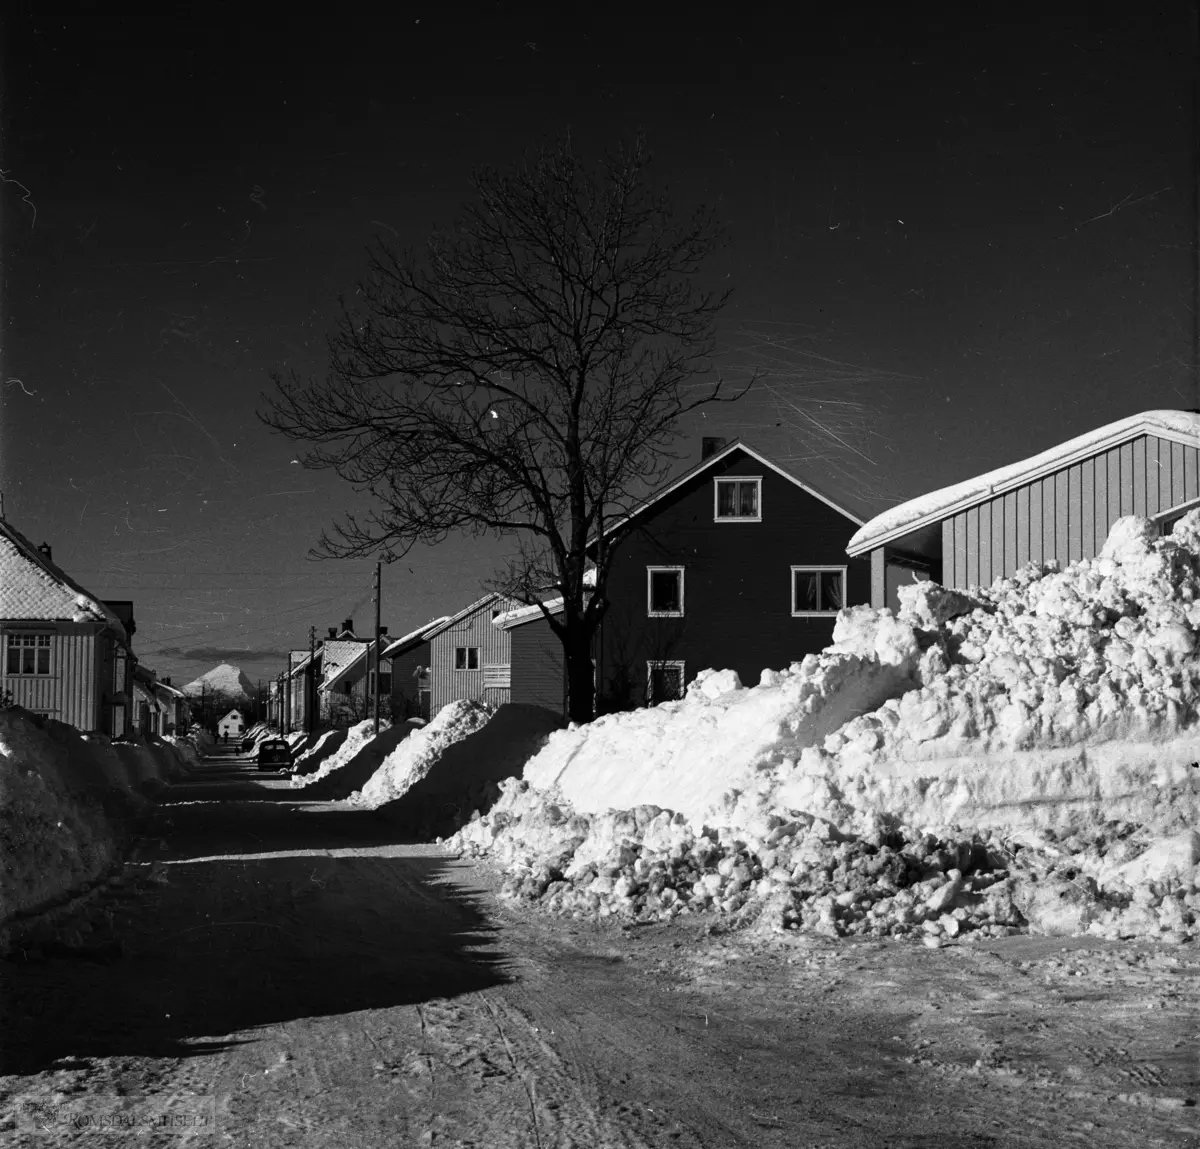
[262,135,750,723]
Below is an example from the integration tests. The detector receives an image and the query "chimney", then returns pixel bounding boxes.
[342,618,354,634]
[327,627,337,639]
[162,676,171,686]
[701,437,728,460]
[378,626,389,637]
[37,541,53,562]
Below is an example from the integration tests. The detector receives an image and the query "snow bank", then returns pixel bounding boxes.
[352,703,561,834]
[451,514,1200,943]
[289,719,413,800]
[0,709,193,928]
[524,607,926,821]
[290,728,347,776]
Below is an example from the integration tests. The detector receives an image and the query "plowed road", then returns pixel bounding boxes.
[1,753,1196,1147]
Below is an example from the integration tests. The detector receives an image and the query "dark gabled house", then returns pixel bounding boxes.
[589,439,869,709]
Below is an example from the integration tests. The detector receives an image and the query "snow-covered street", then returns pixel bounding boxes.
[1,752,1196,1147]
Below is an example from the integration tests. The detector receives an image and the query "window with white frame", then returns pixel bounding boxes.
[647,566,684,616]
[647,660,685,704]
[791,566,846,615]
[6,633,51,675]
[714,476,762,521]
[454,646,480,670]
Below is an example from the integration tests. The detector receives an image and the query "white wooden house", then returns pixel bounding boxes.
[218,708,245,738]
[0,517,135,734]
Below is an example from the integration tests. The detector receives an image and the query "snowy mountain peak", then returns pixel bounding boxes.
[182,662,255,701]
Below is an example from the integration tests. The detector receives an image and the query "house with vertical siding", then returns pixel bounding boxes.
[426,594,521,717]
[492,600,571,719]
[0,518,136,734]
[588,439,869,709]
[153,677,189,735]
[847,410,1200,608]
[382,616,449,721]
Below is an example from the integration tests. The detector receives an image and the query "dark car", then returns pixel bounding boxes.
[256,739,292,772]
[240,736,255,753]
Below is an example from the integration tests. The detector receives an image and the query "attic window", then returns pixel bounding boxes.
[714,477,761,521]
[6,633,50,675]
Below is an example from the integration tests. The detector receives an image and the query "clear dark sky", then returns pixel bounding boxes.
[2,4,1195,688]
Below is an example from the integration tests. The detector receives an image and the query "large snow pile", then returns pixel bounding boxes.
[351,703,561,835]
[290,728,347,776]
[289,719,417,800]
[0,709,193,928]
[451,514,1200,943]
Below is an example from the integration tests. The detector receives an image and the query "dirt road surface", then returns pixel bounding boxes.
[1,750,1197,1146]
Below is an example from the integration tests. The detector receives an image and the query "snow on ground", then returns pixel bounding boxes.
[450,514,1200,944]
[290,728,347,776]
[0,709,196,928]
[350,703,562,835]
[289,719,425,800]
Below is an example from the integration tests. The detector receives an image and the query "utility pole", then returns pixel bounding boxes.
[308,625,316,735]
[373,560,382,735]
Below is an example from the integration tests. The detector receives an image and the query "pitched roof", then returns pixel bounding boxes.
[319,639,368,687]
[380,616,451,659]
[493,598,564,629]
[0,518,126,635]
[591,440,863,545]
[321,636,391,692]
[847,409,1200,556]
[423,593,509,640]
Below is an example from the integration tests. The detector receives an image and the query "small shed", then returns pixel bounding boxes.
[218,708,245,738]
[493,600,570,717]
[848,410,1200,607]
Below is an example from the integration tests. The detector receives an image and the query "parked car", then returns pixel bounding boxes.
[255,739,292,772]
[240,735,256,753]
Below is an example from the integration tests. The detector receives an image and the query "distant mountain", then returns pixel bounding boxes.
[182,662,255,702]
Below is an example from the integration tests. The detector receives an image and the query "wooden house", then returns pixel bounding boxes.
[153,676,189,735]
[589,440,869,708]
[847,410,1200,608]
[382,616,450,721]
[426,594,521,717]
[320,630,392,727]
[217,709,245,738]
[492,600,571,719]
[0,519,136,734]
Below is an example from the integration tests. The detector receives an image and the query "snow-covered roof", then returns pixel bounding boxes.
[0,518,126,636]
[319,639,369,687]
[847,410,1200,557]
[424,593,510,640]
[593,440,863,546]
[321,636,392,691]
[493,598,565,629]
[380,616,452,659]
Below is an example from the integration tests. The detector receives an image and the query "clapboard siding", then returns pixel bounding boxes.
[940,434,1200,590]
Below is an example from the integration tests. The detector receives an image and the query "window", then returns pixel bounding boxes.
[1156,498,1200,537]
[455,647,480,670]
[113,648,127,694]
[6,633,51,675]
[714,477,762,521]
[791,566,846,615]
[647,566,684,617]
[647,661,685,704]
